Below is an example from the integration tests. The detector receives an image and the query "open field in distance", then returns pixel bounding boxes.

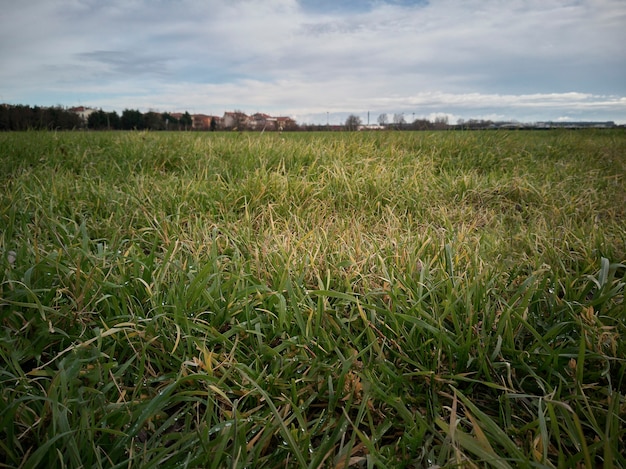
[1,130,625,467]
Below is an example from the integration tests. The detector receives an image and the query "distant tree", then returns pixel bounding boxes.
[107,111,121,129]
[377,113,388,126]
[43,106,81,129]
[465,119,492,130]
[162,112,178,130]
[180,111,192,130]
[345,114,362,131]
[210,117,217,131]
[411,119,432,131]
[7,105,33,130]
[0,105,9,130]
[433,115,449,130]
[88,109,108,129]
[121,109,145,130]
[144,111,164,130]
[393,113,406,128]
[0,104,77,130]
[88,109,121,130]
[65,108,83,129]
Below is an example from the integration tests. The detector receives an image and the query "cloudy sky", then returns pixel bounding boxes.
[1,0,625,124]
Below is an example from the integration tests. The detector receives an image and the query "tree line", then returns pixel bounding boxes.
[2,104,618,132]
[86,109,195,131]
[0,105,196,131]
[0,105,83,131]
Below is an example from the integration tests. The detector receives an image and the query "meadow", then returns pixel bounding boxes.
[0,129,625,468]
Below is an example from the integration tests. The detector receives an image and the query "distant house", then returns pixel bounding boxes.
[249,112,277,130]
[192,114,219,130]
[157,110,297,131]
[276,116,297,131]
[535,121,616,129]
[222,111,249,129]
[69,106,96,124]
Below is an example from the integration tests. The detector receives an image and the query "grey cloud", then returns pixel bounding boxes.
[76,50,173,77]
[300,20,367,36]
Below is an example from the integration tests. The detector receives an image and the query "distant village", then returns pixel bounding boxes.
[64,107,299,132]
[0,105,298,131]
[0,103,621,131]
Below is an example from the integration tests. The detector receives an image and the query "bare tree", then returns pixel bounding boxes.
[377,113,388,126]
[393,113,406,125]
[345,114,362,131]
[433,115,449,130]
[392,113,406,130]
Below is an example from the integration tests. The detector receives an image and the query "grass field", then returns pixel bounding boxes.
[1,129,625,468]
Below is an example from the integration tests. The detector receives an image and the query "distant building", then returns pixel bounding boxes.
[220,112,297,131]
[535,121,616,129]
[69,106,96,124]
[358,124,384,131]
[275,116,297,131]
[249,113,277,130]
[222,111,249,129]
[192,114,219,130]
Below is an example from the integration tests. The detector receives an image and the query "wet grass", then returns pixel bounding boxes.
[1,129,625,467]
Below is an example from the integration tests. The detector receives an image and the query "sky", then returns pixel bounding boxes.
[1,0,625,125]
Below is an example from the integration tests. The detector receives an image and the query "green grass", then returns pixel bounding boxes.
[1,129,625,467]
